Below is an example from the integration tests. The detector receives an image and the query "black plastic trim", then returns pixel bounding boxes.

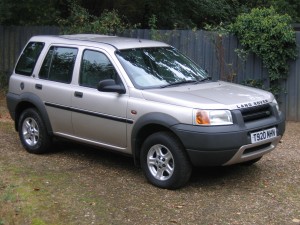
[45,102,133,124]
[6,92,53,135]
[131,112,180,165]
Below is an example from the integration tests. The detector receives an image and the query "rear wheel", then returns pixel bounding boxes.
[18,108,51,154]
[140,131,192,189]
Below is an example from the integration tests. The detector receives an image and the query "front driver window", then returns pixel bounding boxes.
[79,50,118,88]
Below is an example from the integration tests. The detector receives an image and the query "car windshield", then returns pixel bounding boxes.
[116,47,209,89]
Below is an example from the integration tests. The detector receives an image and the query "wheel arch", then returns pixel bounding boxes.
[14,93,53,135]
[131,113,183,166]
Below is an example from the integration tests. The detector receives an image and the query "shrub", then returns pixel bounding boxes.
[57,1,92,34]
[58,1,129,35]
[230,7,298,95]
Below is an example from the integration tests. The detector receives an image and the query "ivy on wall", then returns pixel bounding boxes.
[230,7,298,96]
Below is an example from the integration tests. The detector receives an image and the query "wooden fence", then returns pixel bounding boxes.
[0,26,299,121]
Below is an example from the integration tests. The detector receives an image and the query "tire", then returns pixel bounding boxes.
[18,108,52,154]
[140,131,192,189]
[241,156,262,166]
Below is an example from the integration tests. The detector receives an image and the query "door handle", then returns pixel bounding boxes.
[35,84,42,90]
[74,91,83,98]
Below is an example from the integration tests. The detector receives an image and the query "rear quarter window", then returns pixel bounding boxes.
[15,42,45,76]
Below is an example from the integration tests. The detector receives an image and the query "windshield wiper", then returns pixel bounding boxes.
[195,76,212,83]
[160,76,212,88]
[161,80,197,88]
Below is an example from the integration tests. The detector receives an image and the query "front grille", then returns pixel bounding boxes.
[240,104,272,122]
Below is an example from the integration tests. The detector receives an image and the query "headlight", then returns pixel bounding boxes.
[193,109,233,126]
[272,98,279,112]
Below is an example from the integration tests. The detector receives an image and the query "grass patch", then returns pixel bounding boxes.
[0,164,73,225]
[31,218,48,225]
[1,184,18,202]
[0,151,111,225]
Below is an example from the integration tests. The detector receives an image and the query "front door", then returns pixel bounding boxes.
[71,49,128,151]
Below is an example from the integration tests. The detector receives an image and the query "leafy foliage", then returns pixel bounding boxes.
[240,0,300,23]
[148,15,165,41]
[0,0,62,25]
[230,7,298,95]
[140,0,234,29]
[57,1,129,35]
[1,0,300,28]
[57,0,300,29]
[57,1,93,34]
[93,10,129,35]
[271,0,300,23]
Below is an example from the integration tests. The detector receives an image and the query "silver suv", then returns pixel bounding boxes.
[6,34,285,189]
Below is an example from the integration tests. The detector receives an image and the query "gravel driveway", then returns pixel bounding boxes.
[0,97,299,225]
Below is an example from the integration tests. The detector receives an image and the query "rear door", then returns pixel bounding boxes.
[71,48,129,151]
[33,45,78,135]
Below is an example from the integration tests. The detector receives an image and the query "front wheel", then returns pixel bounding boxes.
[140,131,192,189]
[18,108,52,154]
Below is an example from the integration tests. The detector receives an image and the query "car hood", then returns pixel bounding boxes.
[141,81,273,110]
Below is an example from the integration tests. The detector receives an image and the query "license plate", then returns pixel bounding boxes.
[250,127,277,143]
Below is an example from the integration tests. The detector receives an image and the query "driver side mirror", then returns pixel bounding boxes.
[97,79,126,94]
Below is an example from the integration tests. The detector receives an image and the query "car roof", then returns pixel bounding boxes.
[30,34,170,50]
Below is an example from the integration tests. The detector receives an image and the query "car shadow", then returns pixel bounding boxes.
[188,163,263,189]
[48,139,263,189]
[48,139,136,172]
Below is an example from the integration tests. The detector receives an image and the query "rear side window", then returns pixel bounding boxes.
[39,46,78,83]
[15,42,45,76]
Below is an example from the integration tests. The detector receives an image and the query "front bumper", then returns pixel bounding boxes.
[172,109,285,167]
[222,135,281,165]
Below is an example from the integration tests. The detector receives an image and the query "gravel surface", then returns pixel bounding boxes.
[0,96,299,225]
